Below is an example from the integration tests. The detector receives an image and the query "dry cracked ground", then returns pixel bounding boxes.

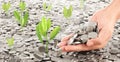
[0,0,120,62]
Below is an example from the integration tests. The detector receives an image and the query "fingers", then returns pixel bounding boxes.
[60,44,103,52]
[87,26,113,47]
[58,33,74,47]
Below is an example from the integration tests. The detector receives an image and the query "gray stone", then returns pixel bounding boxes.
[80,35,89,43]
[88,32,98,39]
[72,42,81,45]
[38,46,46,52]
[68,34,78,45]
[43,57,51,61]
[34,50,45,60]
[0,59,4,62]
[110,48,119,54]
[84,21,97,32]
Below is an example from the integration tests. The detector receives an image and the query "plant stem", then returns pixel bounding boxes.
[45,36,49,55]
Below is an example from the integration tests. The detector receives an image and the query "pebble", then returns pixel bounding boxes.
[88,32,97,39]
[80,35,89,43]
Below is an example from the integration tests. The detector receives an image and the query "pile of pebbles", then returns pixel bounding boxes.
[69,21,98,45]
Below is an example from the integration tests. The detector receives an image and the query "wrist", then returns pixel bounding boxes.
[106,0,120,20]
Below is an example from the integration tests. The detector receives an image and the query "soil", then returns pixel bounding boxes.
[0,0,120,62]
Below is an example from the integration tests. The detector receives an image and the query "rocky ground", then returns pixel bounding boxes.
[0,0,120,62]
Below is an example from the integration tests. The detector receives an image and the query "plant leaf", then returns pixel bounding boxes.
[7,2,11,11]
[63,6,68,18]
[50,26,60,40]
[14,10,21,22]
[22,11,29,27]
[41,16,47,36]
[7,37,14,47]
[19,1,26,11]
[43,2,47,10]
[36,24,43,43]
[47,18,51,30]
[2,2,11,12]
[47,4,52,11]
[68,5,73,17]
[38,22,46,36]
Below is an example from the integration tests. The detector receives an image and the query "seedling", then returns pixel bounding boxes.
[6,37,14,47]
[80,0,85,9]
[13,1,29,27]
[63,5,73,19]
[43,2,52,11]
[36,16,60,54]
[2,2,11,15]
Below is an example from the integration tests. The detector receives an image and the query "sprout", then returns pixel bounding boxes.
[6,37,14,47]
[13,1,29,27]
[2,2,11,15]
[36,16,60,54]
[43,2,52,11]
[63,5,73,19]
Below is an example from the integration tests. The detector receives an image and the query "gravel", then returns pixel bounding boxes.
[0,0,120,62]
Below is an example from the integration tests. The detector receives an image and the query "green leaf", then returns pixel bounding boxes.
[63,6,68,18]
[2,2,11,12]
[43,2,47,10]
[41,16,47,36]
[68,5,73,17]
[19,1,26,11]
[80,0,85,9]
[36,24,43,42]
[22,11,29,27]
[14,10,21,22]
[50,26,60,40]
[6,37,14,47]
[38,22,46,36]
[47,18,51,30]
[47,4,52,11]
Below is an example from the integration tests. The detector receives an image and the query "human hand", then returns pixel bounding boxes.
[58,8,118,52]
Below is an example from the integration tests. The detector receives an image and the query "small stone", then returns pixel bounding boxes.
[43,57,51,61]
[110,48,119,54]
[34,53,43,60]
[68,34,78,45]
[88,32,98,39]
[72,42,81,45]
[80,35,89,43]
[9,51,16,54]
[117,54,120,58]
[84,21,97,33]
[38,46,46,52]
[0,59,4,62]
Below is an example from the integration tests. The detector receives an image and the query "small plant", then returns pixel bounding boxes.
[43,2,52,11]
[63,5,73,19]
[36,16,60,54]
[6,37,14,47]
[80,0,85,9]
[2,2,11,15]
[13,1,29,27]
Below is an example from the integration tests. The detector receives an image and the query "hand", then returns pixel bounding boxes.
[58,8,118,52]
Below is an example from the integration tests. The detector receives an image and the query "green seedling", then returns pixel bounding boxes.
[2,2,11,15]
[80,0,85,9]
[6,37,14,47]
[43,2,52,11]
[63,5,73,19]
[13,1,29,27]
[36,16,60,54]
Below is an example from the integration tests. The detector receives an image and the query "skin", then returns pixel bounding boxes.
[58,0,120,52]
